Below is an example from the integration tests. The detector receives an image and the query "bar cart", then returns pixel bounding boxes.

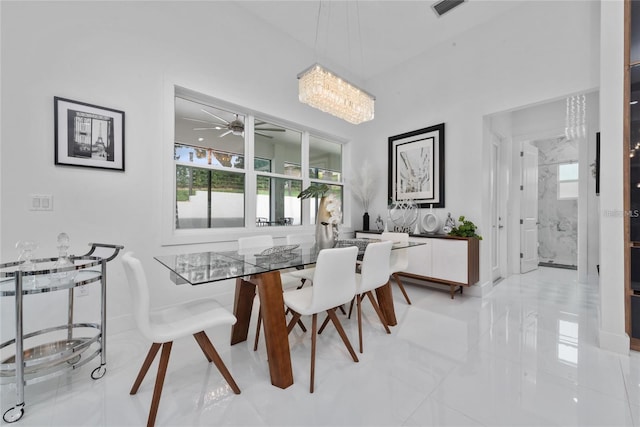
[0,242,123,423]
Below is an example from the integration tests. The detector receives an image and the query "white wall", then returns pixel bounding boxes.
[357,0,600,295]
[0,1,359,341]
[598,0,629,353]
[0,1,628,353]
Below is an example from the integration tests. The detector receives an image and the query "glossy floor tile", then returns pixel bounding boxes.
[2,267,638,426]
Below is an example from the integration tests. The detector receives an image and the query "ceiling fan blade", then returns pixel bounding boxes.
[255,132,274,139]
[255,127,285,132]
[201,109,230,125]
[183,117,214,124]
[219,130,232,138]
[193,127,222,130]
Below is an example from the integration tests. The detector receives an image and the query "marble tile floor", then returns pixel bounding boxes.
[2,267,639,426]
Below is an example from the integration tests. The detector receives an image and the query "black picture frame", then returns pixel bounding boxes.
[54,97,125,171]
[388,123,445,208]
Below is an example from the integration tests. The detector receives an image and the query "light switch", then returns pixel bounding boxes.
[30,194,53,211]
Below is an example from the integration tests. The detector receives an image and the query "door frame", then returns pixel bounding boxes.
[490,132,508,281]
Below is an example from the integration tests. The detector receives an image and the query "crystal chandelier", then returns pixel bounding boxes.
[298,64,375,125]
[565,94,586,140]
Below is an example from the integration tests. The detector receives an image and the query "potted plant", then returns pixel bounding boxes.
[448,215,483,240]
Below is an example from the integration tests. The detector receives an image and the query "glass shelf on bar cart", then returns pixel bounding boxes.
[0,256,103,297]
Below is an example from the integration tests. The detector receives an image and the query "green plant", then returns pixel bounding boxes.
[448,215,482,239]
[297,183,330,199]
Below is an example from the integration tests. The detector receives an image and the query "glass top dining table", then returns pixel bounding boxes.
[154,238,424,390]
[154,239,423,286]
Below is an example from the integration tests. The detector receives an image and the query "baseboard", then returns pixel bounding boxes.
[599,328,630,355]
[400,276,491,298]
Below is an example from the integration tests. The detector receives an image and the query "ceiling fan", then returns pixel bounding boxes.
[184,109,285,139]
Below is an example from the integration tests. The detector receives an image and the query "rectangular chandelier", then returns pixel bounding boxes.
[297,64,375,125]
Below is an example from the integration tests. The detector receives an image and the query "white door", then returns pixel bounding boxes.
[520,142,539,273]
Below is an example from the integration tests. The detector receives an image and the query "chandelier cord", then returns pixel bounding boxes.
[356,1,365,81]
[313,1,322,63]
[347,2,352,72]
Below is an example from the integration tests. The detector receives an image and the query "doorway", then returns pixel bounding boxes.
[487,91,599,282]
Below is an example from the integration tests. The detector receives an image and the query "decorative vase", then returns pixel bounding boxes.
[315,196,338,249]
[387,199,419,233]
[363,212,370,231]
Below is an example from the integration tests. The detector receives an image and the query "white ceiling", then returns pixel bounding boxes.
[236,0,525,83]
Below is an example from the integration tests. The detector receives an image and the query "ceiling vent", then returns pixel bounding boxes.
[432,0,466,17]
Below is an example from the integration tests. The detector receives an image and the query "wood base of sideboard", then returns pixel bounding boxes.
[396,272,468,299]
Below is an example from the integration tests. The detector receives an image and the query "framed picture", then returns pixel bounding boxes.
[388,123,445,208]
[54,97,125,171]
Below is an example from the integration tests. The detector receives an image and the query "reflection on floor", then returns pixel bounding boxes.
[2,267,638,426]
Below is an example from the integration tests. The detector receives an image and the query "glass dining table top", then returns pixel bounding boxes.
[154,238,423,286]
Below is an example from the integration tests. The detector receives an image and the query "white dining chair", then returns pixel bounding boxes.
[283,246,359,393]
[121,253,240,427]
[284,233,351,318]
[380,231,412,304]
[285,234,316,284]
[353,240,393,353]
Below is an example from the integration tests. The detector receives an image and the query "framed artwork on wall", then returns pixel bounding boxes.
[54,96,125,171]
[388,123,445,208]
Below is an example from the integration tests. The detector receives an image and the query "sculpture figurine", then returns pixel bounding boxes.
[375,214,384,231]
[443,212,455,234]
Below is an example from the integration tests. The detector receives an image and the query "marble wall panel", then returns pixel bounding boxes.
[532,136,579,268]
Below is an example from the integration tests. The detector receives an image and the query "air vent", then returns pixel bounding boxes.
[432,0,466,17]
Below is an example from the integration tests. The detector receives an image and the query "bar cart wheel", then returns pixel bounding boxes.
[3,403,24,423]
[91,365,106,379]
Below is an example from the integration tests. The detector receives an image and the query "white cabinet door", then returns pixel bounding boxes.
[431,239,468,283]
[406,238,433,277]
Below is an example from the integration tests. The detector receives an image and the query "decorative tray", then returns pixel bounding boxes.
[256,244,299,256]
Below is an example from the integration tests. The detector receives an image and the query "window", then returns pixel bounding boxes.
[176,165,245,228]
[309,135,342,182]
[254,120,303,225]
[558,162,578,200]
[171,88,345,236]
[308,135,343,224]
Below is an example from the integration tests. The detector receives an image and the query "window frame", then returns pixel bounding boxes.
[162,84,350,245]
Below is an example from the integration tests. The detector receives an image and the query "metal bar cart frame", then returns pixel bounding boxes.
[0,243,123,423]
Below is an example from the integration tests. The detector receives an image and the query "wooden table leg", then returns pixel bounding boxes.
[375,281,397,326]
[249,271,294,389]
[230,278,256,345]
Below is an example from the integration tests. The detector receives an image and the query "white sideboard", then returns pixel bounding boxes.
[356,231,480,299]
